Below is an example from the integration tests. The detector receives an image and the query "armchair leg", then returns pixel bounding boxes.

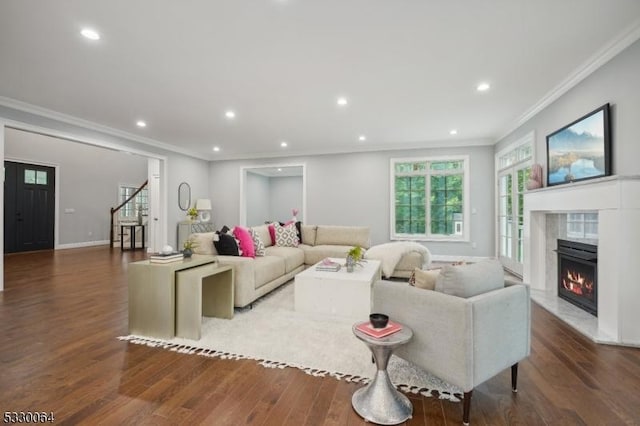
[511,363,518,393]
[463,390,472,425]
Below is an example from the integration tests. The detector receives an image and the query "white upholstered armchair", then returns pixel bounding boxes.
[372,261,531,425]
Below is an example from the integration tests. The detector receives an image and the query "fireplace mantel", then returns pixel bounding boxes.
[523,175,640,346]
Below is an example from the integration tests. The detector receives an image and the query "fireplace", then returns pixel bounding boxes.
[556,239,598,316]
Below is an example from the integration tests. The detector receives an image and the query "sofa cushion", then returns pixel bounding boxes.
[299,244,352,266]
[216,255,256,291]
[301,225,317,245]
[409,267,439,290]
[248,228,266,256]
[264,246,304,273]
[233,226,255,258]
[253,256,286,289]
[251,224,273,248]
[435,259,504,298]
[315,225,370,249]
[274,222,299,247]
[190,232,218,255]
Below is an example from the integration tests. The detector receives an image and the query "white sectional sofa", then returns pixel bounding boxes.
[190,224,371,308]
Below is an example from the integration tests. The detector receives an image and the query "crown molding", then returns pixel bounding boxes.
[0,96,205,160]
[210,137,494,162]
[497,18,640,142]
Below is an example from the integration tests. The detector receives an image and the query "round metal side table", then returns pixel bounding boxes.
[351,322,413,425]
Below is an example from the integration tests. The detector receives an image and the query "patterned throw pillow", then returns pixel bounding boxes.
[248,228,266,256]
[274,222,299,247]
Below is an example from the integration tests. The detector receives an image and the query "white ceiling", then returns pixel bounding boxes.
[1,1,640,161]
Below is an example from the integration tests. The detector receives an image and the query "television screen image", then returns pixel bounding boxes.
[546,104,611,186]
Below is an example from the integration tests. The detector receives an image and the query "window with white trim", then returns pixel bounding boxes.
[119,185,148,220]
[567,213,598,239]
[391,156,469,241]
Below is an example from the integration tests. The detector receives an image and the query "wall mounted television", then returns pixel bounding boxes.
[546,103,611,187]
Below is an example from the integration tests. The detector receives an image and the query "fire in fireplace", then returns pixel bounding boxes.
[556,239,597,316]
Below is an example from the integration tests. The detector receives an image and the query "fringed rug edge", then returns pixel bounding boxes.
[117,335,461,402]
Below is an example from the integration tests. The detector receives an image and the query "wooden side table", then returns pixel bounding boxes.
[352,322,414,425]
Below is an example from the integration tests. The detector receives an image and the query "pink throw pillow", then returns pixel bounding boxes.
[268,223,276,245]
[233,226,255,258]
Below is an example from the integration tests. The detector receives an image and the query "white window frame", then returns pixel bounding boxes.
[390,155,470,242]
[567,212,599,240]
[494,131,535,276]
[118,184,148,221]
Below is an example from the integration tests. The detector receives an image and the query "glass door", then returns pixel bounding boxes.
[498,172,514,269]
[496,135,533,277]
[497,164,530,276]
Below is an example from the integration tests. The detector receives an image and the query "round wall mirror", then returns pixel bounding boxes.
[178,182,191,211]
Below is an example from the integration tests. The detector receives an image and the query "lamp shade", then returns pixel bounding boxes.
[195,198,212,210]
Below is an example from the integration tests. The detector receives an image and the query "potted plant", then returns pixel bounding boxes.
[183,239,197,258]
[346,245,364,272]
[187,206,198,221]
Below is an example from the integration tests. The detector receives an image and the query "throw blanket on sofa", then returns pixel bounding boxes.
[365,242,430,278]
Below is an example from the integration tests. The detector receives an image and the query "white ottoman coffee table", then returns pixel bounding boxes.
[294,258,381,320]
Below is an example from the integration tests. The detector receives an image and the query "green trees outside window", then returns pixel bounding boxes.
[392,158,467,239]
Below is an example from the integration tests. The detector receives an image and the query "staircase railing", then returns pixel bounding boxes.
[110,180,148,249]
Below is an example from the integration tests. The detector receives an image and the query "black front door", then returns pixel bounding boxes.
[4,161,56,253]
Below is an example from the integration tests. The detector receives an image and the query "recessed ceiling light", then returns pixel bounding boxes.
[358,135,366,141]
[213,146,220,152]
[225,110,236,119]
[280,141,288,148]
[337,97,348,106]
[277,168,282,172]
[449,129,458,135]
[81,28,100,40]
[476,82,490,92]
[136,120,147,128]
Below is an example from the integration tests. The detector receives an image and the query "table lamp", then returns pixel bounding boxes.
[195,198,212,222]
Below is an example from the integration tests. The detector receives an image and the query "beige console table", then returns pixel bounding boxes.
[128,255,233,340]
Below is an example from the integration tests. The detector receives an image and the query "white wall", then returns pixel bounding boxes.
[495,39,640,179]
[210,145,495,256]
[269,176,303,222]
[165,153,210,247]
[5,128,148,245]
[246,172,270,226]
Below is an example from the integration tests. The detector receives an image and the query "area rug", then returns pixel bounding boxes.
[119,282,461,401]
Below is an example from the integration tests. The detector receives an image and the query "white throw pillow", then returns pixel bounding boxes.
[435,259,504,298]
[409,267,439,290]
[190,232,218,255]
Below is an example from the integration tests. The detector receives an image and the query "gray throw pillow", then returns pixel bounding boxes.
[435,259,504,298]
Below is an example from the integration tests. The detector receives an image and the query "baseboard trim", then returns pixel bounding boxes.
[56,240,111,250]
[431,255,491,263]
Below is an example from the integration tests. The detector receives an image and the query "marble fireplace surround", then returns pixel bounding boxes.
[523,175,640,346]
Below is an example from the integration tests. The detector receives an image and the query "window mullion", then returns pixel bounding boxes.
[425,169,431,238]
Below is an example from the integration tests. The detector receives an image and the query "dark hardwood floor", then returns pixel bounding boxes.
[1,247,639,425]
